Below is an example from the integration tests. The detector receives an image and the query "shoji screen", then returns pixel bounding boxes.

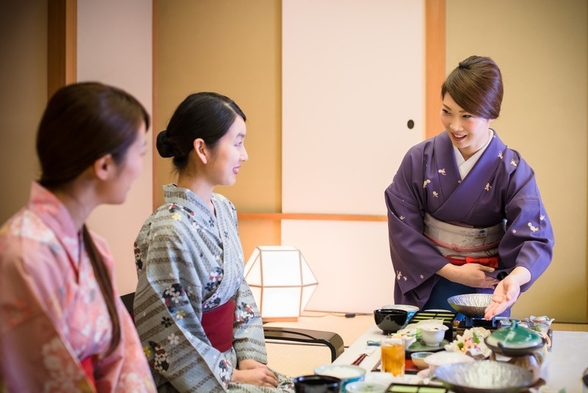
[282,0,425,313]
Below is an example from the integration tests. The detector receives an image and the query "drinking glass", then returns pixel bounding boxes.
[381,337,405,376]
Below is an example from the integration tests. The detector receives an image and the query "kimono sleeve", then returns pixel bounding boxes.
[384,146,450,308]
[133,217,232,392]
[498,156,554,291]
[232,280,268,363]
[224,198,268,363]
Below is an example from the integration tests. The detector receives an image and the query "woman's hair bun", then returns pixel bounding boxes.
[156,130,175,158]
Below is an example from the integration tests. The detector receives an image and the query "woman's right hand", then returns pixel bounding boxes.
[231,363,279,387]
[438,263,499,288]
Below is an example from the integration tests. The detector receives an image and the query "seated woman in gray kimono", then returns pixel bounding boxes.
[385,56,554,320]
[133,92,294,392]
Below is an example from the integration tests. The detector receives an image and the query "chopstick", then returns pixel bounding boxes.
[351,352,368,366]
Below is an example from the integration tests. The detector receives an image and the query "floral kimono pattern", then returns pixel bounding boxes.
[133,185,294,392]
[0,182,156,392]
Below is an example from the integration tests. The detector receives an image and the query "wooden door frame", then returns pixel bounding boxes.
[47,0,77,99]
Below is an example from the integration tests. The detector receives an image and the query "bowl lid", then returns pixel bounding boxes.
[485,320,544,349]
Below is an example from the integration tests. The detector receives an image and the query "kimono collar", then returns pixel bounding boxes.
[434,132,505,222]
[454,129,495,179]
[162,184,220,220]
[28,181,81,265]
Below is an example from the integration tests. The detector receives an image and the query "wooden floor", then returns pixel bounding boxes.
[264,312,588,378]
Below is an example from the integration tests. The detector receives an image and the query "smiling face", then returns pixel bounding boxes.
[206,115,248,187]
[440,93,493,160]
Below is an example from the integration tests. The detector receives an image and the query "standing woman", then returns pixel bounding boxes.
[384,56,554,320]
[0,82,156,392]
[133,92,293,392]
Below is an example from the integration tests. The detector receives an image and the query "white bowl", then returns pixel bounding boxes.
[314,364,366,391]
[424,351,474,376]
[420,324,448,346]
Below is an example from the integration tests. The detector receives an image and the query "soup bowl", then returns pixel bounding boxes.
[373,309,408,334]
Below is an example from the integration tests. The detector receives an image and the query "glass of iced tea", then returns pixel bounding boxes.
[381,337,405,376]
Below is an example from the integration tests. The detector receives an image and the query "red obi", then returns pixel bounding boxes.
[201,299,235,352]
[80,356,96,388]
[445,255,500,269]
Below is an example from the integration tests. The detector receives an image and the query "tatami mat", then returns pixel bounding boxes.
[264,312,373,378]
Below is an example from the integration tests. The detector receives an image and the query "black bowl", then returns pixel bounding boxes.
[373,308,408,334]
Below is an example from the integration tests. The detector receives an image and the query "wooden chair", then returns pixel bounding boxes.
[120,292,344,362]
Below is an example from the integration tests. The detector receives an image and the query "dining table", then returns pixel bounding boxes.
[333,324,588,392]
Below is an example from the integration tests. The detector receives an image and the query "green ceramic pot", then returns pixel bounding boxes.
[484,319,545,357]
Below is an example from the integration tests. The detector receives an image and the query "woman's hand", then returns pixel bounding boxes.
[438,263,498,288]
[231,359,279,387]
[484,267,531,320]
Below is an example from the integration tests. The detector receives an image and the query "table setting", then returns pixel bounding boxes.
[330,293,588,392]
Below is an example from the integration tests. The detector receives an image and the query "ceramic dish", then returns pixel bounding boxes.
[408,339,450,353]
[434,361,534,393]
[446,294,493,318]
[423,351,475,376]
[314,364,366,391]
[382,304,419,322]
[411,351,435,369]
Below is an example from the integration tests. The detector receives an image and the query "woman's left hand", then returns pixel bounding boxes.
[484,266,531,320]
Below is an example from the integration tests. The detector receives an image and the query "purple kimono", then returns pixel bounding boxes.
[384,131,554,310]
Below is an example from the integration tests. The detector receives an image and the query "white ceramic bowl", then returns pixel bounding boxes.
[382,304,419,323]
[314,364,366,391]
[420,325,448,346]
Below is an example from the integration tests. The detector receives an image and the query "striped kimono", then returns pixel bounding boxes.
[133,185,293,392]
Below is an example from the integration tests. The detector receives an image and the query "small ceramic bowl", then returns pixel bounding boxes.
[373,308,408,334]
[420,324,448,346]
[382,304,419,323]
[411,351,434,369]
[314,364,366,392]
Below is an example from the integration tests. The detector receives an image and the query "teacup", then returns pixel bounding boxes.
[420,324,448,347]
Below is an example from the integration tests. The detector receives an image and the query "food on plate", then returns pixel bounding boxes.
[444,327,492,359]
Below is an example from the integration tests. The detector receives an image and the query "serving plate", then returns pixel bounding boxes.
[434,361,534,393]
[408,339,450,353]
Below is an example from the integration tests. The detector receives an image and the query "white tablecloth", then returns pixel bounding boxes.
[333,325,588,391]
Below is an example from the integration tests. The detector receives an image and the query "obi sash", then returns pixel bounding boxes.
[201,299,235,352]
[424,213,504,268]
[80,356,96,388]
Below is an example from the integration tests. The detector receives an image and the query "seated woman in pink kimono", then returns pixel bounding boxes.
[385,56,554,320]
[0,82,156,392]
[133,92,294,392]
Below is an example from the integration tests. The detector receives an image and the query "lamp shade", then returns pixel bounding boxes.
[244,246,318,322]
